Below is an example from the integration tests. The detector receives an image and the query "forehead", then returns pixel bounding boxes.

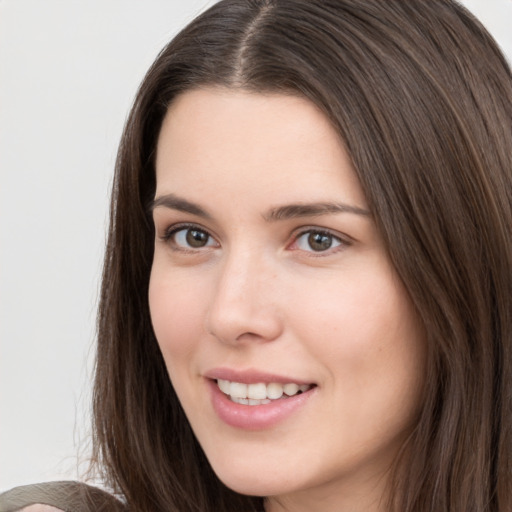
[154,88,366,209]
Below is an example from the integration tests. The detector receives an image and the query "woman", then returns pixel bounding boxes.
[2,0,511,511]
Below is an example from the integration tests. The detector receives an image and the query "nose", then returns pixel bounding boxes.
[205,249,283,346]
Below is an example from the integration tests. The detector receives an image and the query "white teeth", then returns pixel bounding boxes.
[267,382,284,399]
[248,398,271,405]
[231,397,249,405]
[217,379,312,403]
[218,379,231,394]
[229,382,248,398]
[231,396,271,406]
[283,383,299,396]
[248,383,267,400]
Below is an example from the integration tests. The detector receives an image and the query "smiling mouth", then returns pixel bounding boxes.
[216,379,314,405]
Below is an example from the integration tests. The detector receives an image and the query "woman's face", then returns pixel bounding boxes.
[149,89,426,511]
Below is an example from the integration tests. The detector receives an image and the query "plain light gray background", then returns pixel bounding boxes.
[1,0,511,492]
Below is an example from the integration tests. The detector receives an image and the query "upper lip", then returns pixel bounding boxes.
[204,367,315,385]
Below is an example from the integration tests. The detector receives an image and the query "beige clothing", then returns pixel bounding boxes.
[0,482,126,512]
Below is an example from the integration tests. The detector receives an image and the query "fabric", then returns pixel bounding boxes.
[0,481,127,512]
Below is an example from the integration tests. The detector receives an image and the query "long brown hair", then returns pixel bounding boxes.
[91,1,512,510]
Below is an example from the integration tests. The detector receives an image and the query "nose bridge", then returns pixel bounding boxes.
[206,245,281,344]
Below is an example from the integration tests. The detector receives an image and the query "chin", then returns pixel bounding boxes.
[208,455,300,497]
[218,474,291,498]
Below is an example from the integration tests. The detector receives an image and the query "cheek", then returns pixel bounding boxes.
[290,263,425,403]
[148,266,207,365]
[290,267,409,348]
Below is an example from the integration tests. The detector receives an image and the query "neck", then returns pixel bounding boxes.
[264,470,389,512]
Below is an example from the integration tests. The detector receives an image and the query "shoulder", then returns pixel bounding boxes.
[19,507,63,512]
[0,481,127,512]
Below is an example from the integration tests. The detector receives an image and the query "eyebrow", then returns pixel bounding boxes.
[149,194,212,218]
[263,202,371,221]
[149,193,371,221]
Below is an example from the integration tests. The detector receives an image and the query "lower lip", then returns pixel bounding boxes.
[207,379,315,430]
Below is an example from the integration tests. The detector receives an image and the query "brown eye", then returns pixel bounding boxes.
[294,230,344,253]
[307,232,333,251]
[186,229,210,247]
[170,227,216,249]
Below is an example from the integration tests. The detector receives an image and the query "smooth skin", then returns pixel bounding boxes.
[149,89,426,512]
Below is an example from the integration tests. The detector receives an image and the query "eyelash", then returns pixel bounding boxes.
[160,223,351,256]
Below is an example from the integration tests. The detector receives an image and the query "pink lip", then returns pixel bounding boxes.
[204,367,313,385]
[204,369,317,430]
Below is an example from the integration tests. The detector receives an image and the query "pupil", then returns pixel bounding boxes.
[308,232,332,251]
[186,229,208,247]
